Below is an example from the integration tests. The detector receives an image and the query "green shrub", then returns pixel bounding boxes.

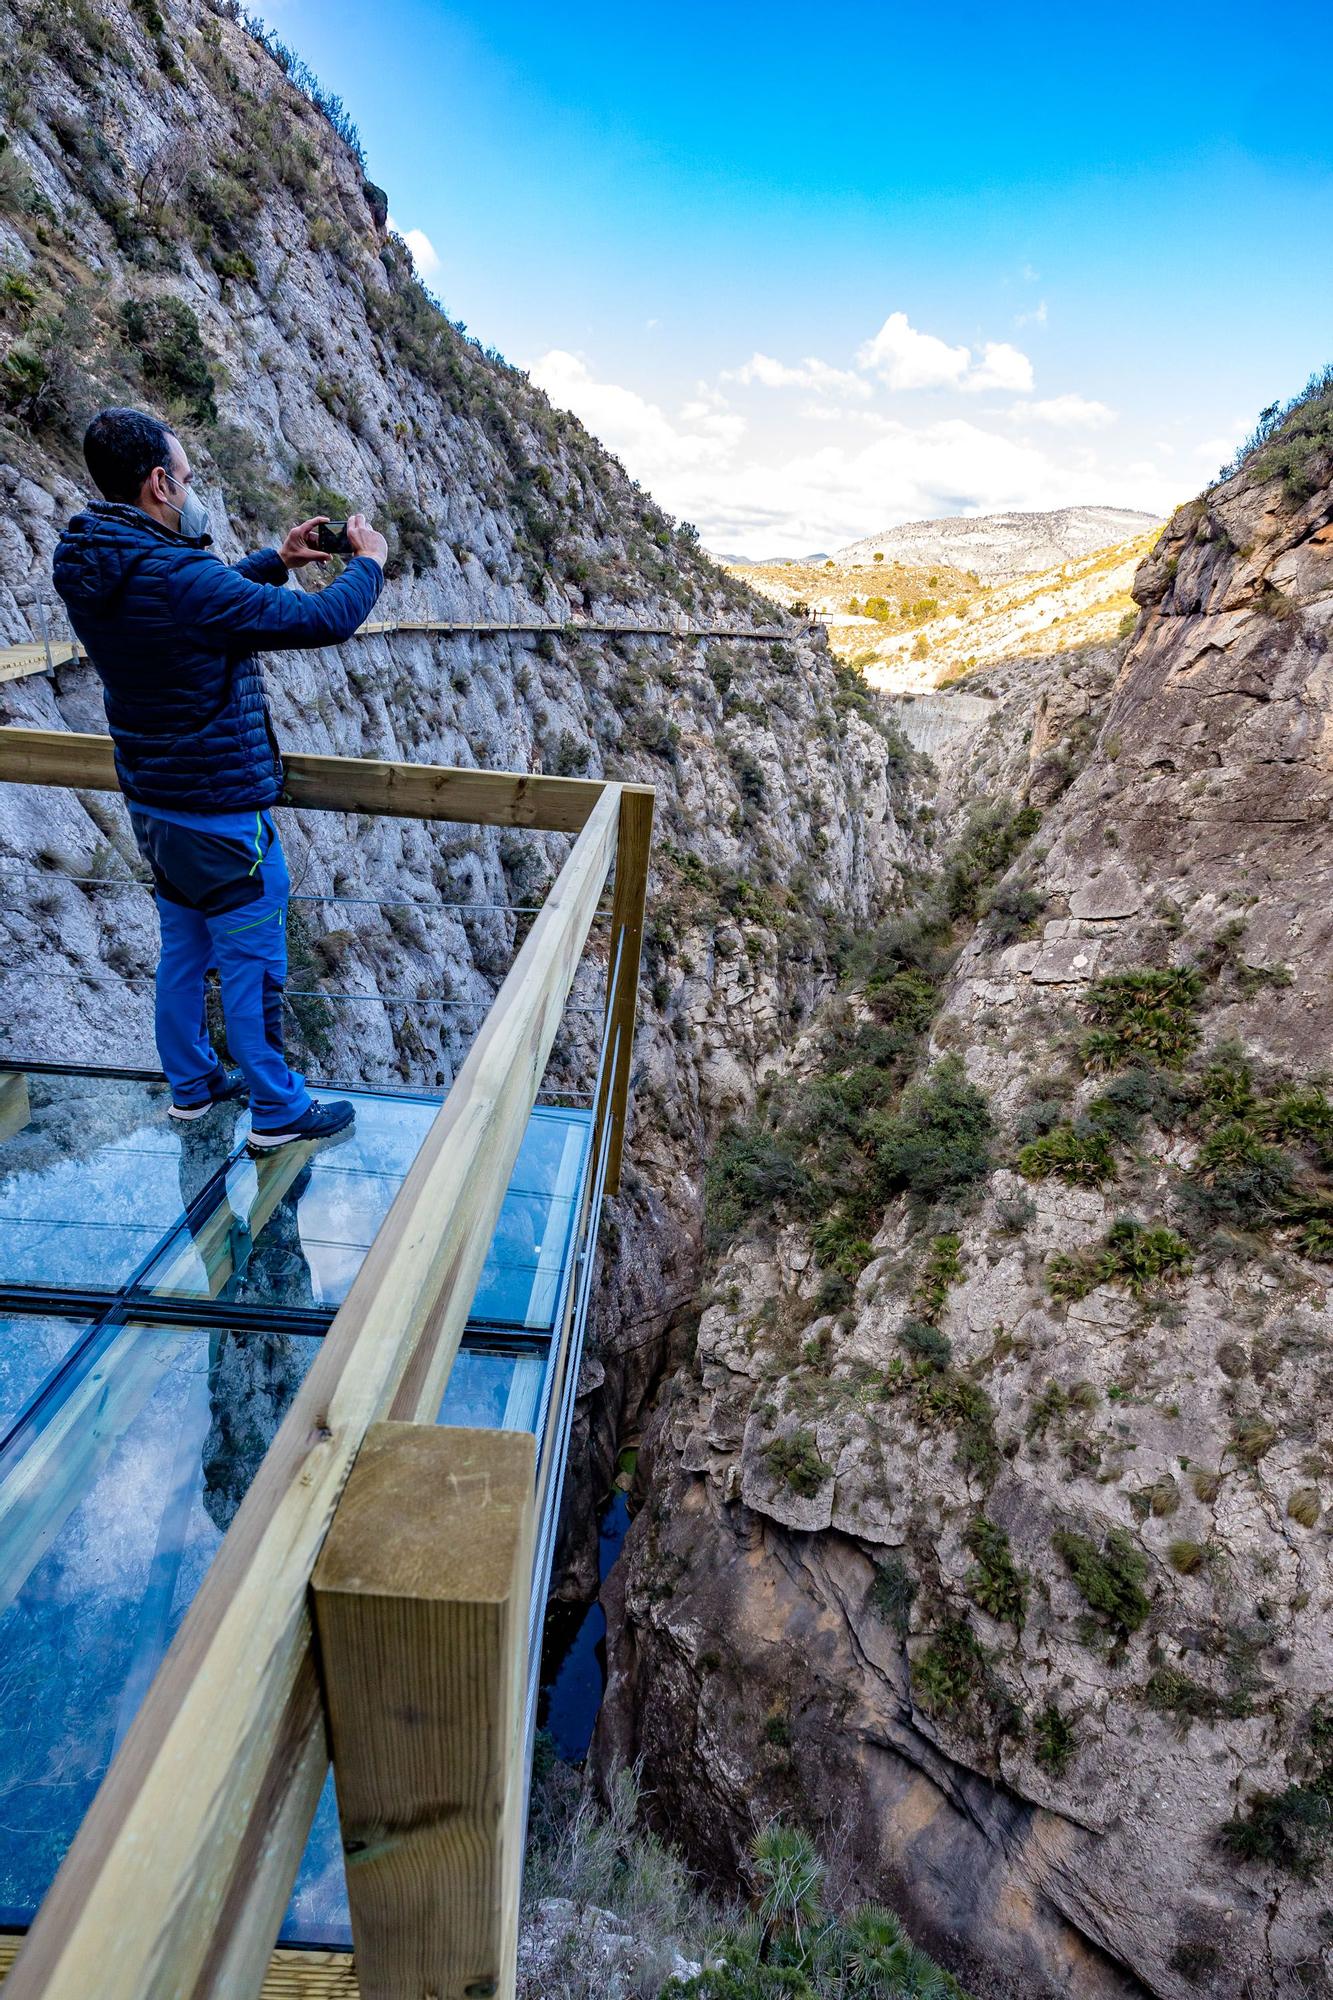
[705,1126,811,1245]
[1146,1667,1246,1728]
[765,1430,832,1498]
[984,879,1046,943]
[912,1617,989,1716]
[913,1231,963,1318]
[1085,1066,1168,1143]
[1081,967,1202,1071]
[868,1553,916,1634]
[871,1056,994,1204]
[1026,1378,1098,1439]
[899,1317,951,1369]
[1053,1526,1150,1635]
[941,803,1041,922]
[911,1371,1000,1484]
[1017,1120,1117,1185]
[1033,1703,1077,1776]
[964,1517,1027,1626]
[119,296,217,426]
[1263,1084,1333,1166]
[1181,1122,1294,1231]
[1047,1217,1191,1303]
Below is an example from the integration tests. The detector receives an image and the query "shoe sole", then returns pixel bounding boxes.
[168,1094,248,1122]
[246,1121,355,1154]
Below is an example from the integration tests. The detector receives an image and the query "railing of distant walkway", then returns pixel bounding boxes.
[0,609,816,686]
[0,723,654,2000]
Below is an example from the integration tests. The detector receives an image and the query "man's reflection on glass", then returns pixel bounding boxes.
[174,1119,316,1534]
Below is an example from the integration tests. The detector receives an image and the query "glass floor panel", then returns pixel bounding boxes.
[0,1315,92,1440]
[0,1317,325,1926]
[0,1066,595,1945]
[139,1093,440,1311]
[0,1071,230,1292]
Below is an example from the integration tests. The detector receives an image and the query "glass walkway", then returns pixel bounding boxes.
[0,1063,595,1949]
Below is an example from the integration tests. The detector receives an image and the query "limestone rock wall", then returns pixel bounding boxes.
[597,455,1333,1997]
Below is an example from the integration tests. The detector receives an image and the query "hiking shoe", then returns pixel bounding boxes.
[168,1068,250,1121]
[247,1097,356,1153]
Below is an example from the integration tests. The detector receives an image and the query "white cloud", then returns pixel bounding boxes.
[856,312,1034,396]
[1015,299,1048,328]
[388,214,441,278]
[857,312,971,391]
[533,343,1170,559]
[531,350,744,482]
[728,352,872,399]
[964,341,1034,394]
[404,228,441,278]
[1020,394,1117,430]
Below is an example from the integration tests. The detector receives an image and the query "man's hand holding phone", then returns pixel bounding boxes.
[279,513,388,571]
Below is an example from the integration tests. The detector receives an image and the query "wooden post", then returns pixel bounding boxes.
[596,786,654,1195]
[311,1425,535,2000]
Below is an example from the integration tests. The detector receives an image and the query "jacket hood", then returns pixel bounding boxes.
[52,502,203,615]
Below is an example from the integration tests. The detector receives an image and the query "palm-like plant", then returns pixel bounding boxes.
[844,1903,913,1989]
[752,1823,826,1964]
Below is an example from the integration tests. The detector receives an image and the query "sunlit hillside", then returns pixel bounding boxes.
[725,525,1164,691]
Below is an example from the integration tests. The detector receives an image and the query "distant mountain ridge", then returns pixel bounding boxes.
[834,505,1161,581]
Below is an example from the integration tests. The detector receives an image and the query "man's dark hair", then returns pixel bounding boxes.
[83,406,175,503]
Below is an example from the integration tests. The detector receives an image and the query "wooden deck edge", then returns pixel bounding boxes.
[0,1941,358,1996]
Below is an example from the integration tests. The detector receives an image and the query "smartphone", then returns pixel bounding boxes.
[314,518,354,556]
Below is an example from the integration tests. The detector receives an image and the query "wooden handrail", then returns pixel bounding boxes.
[0,724,654,1192]
[0,725,651,834]
[2,784,622,2000]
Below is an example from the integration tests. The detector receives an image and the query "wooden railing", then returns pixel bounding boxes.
[0,724,653,2000]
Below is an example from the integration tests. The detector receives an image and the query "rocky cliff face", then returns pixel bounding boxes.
[0,0,915,1581]
[597,424,1333,1998]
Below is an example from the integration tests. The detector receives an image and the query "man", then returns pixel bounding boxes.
[53,406,388,1150]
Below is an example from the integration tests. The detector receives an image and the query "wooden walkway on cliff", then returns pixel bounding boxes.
[0,723,653,2000]
[0,612,804,685]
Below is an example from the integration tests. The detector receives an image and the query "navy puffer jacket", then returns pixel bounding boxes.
[52,503,384,811]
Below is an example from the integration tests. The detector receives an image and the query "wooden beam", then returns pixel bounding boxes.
[0,1940,357,1997]
[0,1070,29,1144]
[596,786,654,1196]
[311,1425,535,2000]
[279,749,616,832]
[1,787,620,2000]
[0,727,652,835]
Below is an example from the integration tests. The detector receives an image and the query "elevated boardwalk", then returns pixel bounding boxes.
[0,612,801,687]
[0,725,653,2000]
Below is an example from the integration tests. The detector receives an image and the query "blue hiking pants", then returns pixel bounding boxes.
[128,805,312,1127]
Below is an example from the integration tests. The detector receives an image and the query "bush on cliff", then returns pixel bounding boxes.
[1229,362,1333,505]
[524,1756,970,1998]
[871,1057,994,1205]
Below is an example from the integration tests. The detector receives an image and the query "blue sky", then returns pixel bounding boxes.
[262,0,1333,553]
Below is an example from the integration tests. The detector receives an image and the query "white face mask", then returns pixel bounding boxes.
[162,470,210,542]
